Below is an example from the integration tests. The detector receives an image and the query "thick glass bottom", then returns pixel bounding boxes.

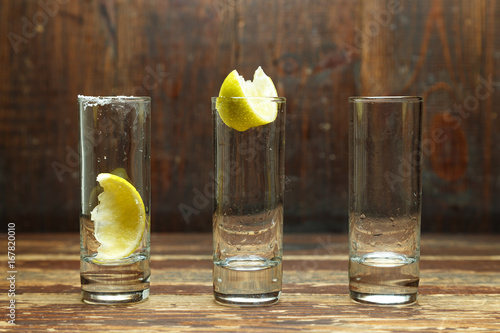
[349,252,419,306]
[214,291,281,307]
[213,256,282,307]
[80,252,150,305]
[350,290,417,305]
[82,289,149,305]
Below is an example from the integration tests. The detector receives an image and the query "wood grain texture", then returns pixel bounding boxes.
[0,0,499,233]
[1,233,500,332]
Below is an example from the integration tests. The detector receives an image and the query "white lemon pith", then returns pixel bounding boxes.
[216,66,279,131]
[90,173,146,261]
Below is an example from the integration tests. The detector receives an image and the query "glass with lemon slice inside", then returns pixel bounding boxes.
[78,96,151,305]
[212,67,286,306]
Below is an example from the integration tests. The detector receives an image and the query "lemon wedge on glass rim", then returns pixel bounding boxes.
[216,66,279,131]
[90,173,146,261]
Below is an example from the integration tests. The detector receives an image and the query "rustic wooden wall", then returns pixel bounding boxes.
[0,0,499,233]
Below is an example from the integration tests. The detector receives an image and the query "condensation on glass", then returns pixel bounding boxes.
[212,96,286,307]
[78,96,151,305]
[349,96,423,305]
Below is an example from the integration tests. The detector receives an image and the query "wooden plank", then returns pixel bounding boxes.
[358,0,500,232]
[0,0,499,234]
[1,233,499,331]
[2,294,498,332]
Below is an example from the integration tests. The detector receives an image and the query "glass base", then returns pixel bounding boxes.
[350,290,417,305]
[82,289,149,305]
[214,291,281,307]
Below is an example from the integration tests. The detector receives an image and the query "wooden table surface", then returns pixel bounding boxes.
[1,233,500,332]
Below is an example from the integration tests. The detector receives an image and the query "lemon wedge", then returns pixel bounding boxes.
[90,173,146,261]
[89,168,132,208]
[216,66,278,131]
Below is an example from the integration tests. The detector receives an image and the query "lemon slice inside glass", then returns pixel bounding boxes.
[216,66,279,131]
[90,173,146,261]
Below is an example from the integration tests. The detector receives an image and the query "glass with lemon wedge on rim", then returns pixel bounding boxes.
[212,67,286,306]
[78,96,151,305]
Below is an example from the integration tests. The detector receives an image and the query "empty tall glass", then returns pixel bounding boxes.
[348,96,423,305]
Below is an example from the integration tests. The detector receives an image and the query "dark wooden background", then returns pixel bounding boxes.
[1,0,499,233]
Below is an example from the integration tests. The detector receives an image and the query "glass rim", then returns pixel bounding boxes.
[78,95,151,103]
[348,96,422,103]
[212,96,286,102]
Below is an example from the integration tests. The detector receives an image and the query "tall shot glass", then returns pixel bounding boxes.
[212,97,286,306]
[348,96,423,305]
[79,96,151,305]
